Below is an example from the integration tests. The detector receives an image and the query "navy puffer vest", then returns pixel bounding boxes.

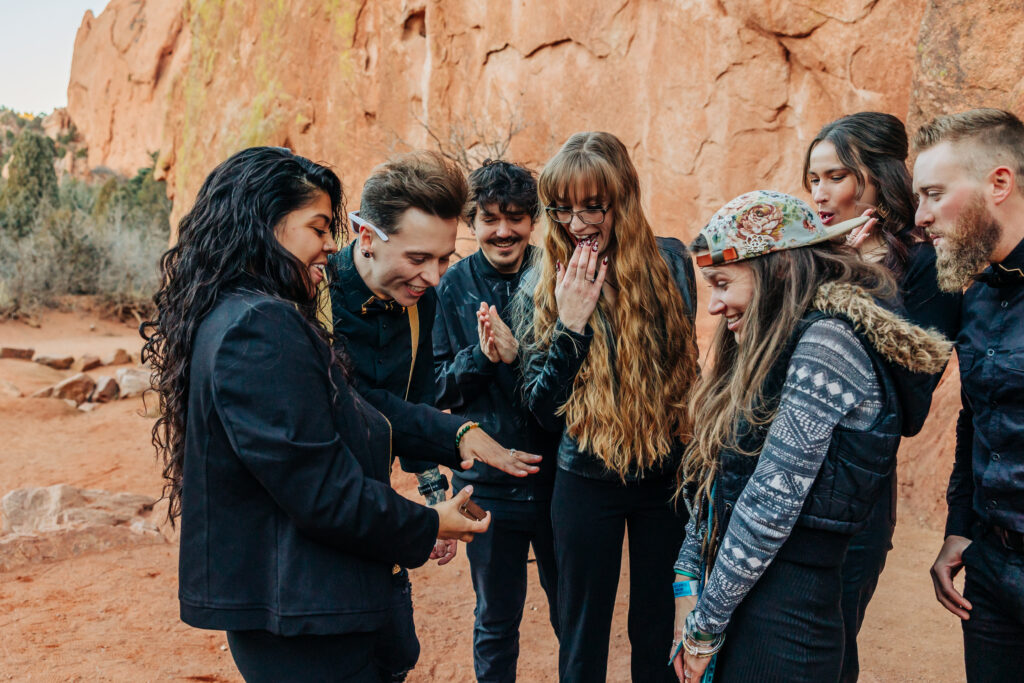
[713,310,903,564]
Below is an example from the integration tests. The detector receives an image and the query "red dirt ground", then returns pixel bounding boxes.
[0,311,966,681]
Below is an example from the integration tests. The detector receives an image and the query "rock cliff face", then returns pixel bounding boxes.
[65,0,1024,527]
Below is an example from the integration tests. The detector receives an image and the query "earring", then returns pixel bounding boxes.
[362,249,371,258]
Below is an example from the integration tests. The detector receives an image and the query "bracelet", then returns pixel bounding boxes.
[673,580,700,598]
[683,611,725,657]
[455,422,480,449]
[674,569,699,579]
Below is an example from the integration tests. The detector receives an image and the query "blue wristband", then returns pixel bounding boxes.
[673,580,700,598]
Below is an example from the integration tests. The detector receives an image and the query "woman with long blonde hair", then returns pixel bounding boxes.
[671,191,951,683]
[515,131,699,681]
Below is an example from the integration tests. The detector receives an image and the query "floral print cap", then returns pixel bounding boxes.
[694,190,868,267]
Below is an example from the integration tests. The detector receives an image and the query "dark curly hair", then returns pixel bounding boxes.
[464,159,539,224]
[140,146,346,524]
[802,112,927,279]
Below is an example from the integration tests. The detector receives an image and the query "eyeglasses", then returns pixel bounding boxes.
[348,211,390,241]
[545,205,611,225]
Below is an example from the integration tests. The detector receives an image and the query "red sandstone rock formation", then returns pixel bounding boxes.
[63,0,1024,527]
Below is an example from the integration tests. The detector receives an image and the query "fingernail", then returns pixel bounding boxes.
[603,257,609,264]
[592,244,599,251]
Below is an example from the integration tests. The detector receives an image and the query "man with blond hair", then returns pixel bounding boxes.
[915,108,1024,682]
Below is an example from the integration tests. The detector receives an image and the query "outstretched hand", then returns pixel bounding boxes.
[457,425,541,477]
[555,238,609,334]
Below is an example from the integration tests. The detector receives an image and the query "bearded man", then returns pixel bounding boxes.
[914,108,1024,683]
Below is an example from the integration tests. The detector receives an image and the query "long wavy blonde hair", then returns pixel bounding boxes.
[520,131,698,476]
[679,237,893,547]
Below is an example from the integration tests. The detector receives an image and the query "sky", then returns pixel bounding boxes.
[0,0,111,114]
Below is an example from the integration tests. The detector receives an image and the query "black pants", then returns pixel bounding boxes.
[551,468,683,682]
[839,472,896,683]
[373,569,419,682]
[961,530,1024,683]
[464,497,559,683]
[714,553,845,683]
[226,630,380,682]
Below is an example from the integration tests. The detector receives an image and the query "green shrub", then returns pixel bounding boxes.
[0,131,58,237]
[0,161,171,319]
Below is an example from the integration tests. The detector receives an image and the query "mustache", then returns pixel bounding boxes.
[486,236,523,245]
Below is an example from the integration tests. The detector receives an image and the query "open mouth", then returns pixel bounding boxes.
[489,237,521,250]
[406,284,427,298]
[311,263,327,283]
[818,211,835,225]
[726,314,742,332]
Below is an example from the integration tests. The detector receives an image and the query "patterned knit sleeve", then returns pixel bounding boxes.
[692,318,883,634]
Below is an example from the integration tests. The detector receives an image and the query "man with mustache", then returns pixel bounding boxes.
[915,108,1024,682]
[433,160,559,682]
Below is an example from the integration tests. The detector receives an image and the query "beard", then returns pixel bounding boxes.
[935,193,1003,292]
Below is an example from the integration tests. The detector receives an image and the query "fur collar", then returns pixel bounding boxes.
[813,282,952,375]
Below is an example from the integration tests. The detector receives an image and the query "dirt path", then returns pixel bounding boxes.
[0,312,966,681]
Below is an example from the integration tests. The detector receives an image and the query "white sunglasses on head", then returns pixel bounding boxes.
[348,211,390,242]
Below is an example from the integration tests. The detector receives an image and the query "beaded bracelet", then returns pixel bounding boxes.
[455,422,480,449]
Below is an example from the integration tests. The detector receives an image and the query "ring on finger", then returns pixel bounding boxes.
[509,448,517,459]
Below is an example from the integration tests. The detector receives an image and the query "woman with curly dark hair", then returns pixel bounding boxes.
[141,146,539,682]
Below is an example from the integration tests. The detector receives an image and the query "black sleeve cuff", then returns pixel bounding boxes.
[471,345,499,373]
[945,506,977,539]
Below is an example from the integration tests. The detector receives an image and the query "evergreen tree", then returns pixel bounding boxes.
[0,131,58,236]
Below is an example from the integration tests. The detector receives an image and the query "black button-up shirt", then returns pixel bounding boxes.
[947,237,1024,538]
[327,241,440,474]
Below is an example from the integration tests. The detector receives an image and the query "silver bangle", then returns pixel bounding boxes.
[683,611,725,657]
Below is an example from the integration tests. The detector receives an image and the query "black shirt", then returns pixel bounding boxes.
[433,245,558,501]
[327,241,441,475]
[946,237,1024,537]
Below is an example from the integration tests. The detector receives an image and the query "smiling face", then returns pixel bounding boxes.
[551,189,616,256]
[702,262,755,342]
[471,202,535,273]
[807,140,878,225]
[357,207,458,306]
[914,141,1003,291]
[274,190,338,293]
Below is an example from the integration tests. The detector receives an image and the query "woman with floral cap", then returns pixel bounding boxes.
[804,112,961,683]
[671,191,952,683]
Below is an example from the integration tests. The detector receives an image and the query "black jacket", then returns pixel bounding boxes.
[327,241,441,475]
[947,237,1024,538]
[178,291,464,635]
[520,237,698,482]
[433,246,559,501]
[894,240,962,435]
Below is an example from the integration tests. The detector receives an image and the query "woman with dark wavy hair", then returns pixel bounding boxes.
[141,146,539,682]
[804,113,961,682]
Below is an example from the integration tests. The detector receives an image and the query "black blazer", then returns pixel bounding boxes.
[178,291,464,636]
